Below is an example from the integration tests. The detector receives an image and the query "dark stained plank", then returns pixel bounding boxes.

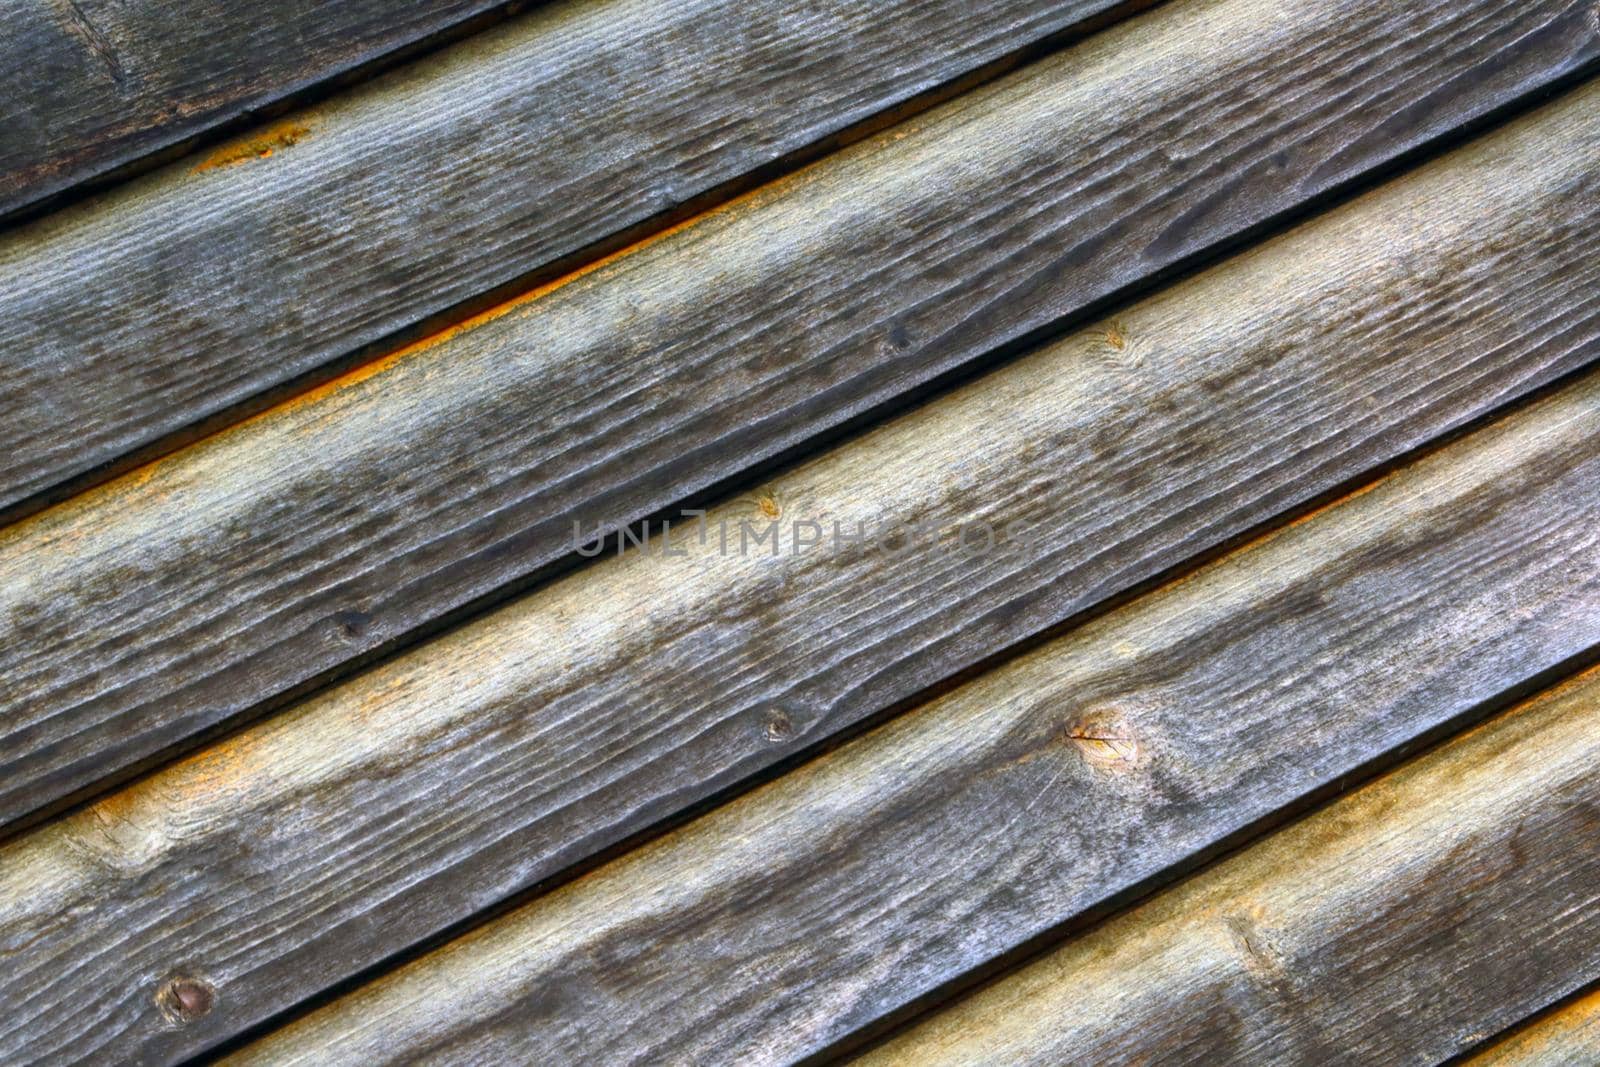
[4,0,1598,831]
[0,0,513,220]
[1470,987,1600,1066]
[218,354,1600,1065]
[862,666,1600,1066]
[0,0,1149,514]
[3,78,1600,1064]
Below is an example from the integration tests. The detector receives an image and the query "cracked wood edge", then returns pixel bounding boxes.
[4,0,1598,831]
[220,340,1600,1065]
[859,664,1600,1065]
[3,78,1600,1062]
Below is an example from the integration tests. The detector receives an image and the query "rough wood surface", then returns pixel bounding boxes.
[0,0,544,220]
[0,0,1143,513]
[222,360,1600,1066]
[860,666,1600,1066]
[5,82,1600,1063]
[1470,987,1600,1066]
[0,0,515,220]
[5,0,1599,830]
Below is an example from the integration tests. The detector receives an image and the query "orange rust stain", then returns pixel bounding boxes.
[194,121,313,172]
[1543,658,1600,699]
[1478,983,1600,1060]
[1104,323,1127,350]
[757,491,781,520]
[1277,474,1389,533]
[256,211,716,426]
[92,728,268,818]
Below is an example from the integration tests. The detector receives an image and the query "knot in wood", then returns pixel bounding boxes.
[157,976,215,1024]
[1064,710,1140,769]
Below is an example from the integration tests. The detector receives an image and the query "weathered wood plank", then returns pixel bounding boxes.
[4,80,1600,1064]
[0,0,1147,514]
[0,0,517,221]
[1470,987,1600,1066]
[5,0,1598,830]
[859,666,1600,1066]
[219,358,1600,1065]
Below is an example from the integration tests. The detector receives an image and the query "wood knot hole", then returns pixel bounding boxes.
[157,976,215,1024]
[764,707,794,743]
[888,319,913,350]
[1065,711,1139,768]
[332,609,372,641]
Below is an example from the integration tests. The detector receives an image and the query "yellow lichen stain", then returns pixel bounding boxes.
[1104,322,1128,351]
[194,121,313,172]
[756,490,781,520]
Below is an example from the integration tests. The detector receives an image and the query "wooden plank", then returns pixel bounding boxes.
[4,0,1598,831]
[0,0,515,220]
[0,0,1147,515]
[10,0,1595,522]
[859,666,1600,1066]
[216,356,1600,1066]
[1469,987,1600,1066]
[3,81,1599,1064]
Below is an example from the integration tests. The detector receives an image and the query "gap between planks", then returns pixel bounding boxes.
[852,661,1600,1065]
[0,0,1169,522]
[3,71,1600,1064]
[218,336,1600,1065]
[3,0,1598,840]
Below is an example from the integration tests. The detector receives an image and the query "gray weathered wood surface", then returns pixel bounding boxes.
[0,0,1147,514]
[3,79,1599,1060]
[220,359,1600,1065]
[5,0,1598,833]
[0,0,513,220]
[860,666,1600,1066]
[1470,987,1600,1066]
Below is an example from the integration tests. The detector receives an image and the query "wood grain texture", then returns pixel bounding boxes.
[222,355,1600,1066]
[1470,987,1600,1066]
[5,0,1599,829]
[4,81,1600,1063]
[860,666,1600,1066]
[0,0,510,219]
[0,0,1142,513]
